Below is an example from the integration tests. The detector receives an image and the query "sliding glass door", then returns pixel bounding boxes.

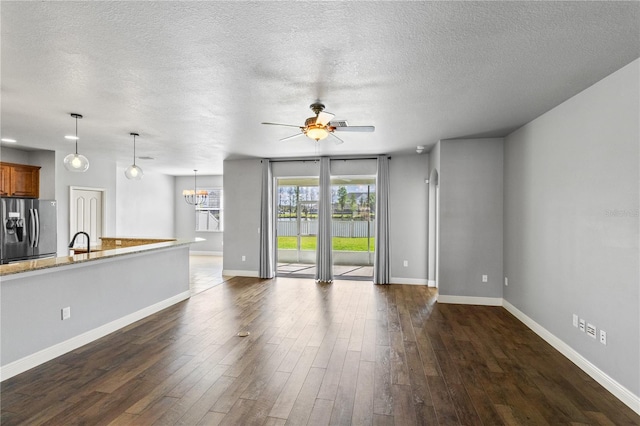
[331,176,376,279]
[275,170,377,280]
[276,177,318,276]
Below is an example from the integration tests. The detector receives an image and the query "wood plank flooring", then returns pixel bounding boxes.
[1,276,638,425]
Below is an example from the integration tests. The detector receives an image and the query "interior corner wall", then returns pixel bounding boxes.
[222,159,262,274]
[389,154,430,283]
[174,174,223,253]
[115,166,175,238]
[439,138,504,298]
[504,59,639,396]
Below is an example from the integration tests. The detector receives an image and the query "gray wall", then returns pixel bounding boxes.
[1,246,189,366]
[0,147,29,164]
[116,166,175,238]
[439,138,504,298]
[504,59,639,395]
[175,174,224,253]
[223,159,262,274]
[389,154,430,282]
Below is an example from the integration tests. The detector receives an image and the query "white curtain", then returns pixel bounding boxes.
[315,157,333,282]
[259,159,275,279]
[374,155,390,284]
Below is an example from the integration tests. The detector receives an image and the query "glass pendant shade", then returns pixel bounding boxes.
[63,153,90,172]
[125,132,143,180]
[125,164,143,180]
[64,113,89,172]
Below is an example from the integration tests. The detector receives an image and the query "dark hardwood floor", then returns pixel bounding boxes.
[1,276,638,425]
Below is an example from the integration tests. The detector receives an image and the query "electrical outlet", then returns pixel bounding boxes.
[572,314,578,327]
[61,307,71,320]
[241,255,246,262]
[579,319,585,332]
[482,275,488,282]
[403,260,408,267]
[504,277,508,286]
[600,330,607,345]
[586,323,596,338]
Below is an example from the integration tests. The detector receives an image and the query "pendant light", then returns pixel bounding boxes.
[63,113,90,172]
[124,132,144,180]
[183,169,208,205]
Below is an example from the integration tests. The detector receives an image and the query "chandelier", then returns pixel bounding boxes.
[183,169,208,205]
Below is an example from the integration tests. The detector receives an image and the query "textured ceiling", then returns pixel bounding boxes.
[1,1,638,175]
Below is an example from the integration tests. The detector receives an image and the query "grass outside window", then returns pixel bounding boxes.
[278,236,375,251]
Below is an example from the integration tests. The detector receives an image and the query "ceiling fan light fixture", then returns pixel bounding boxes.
[305,125,329,141]
[64,113,90,172]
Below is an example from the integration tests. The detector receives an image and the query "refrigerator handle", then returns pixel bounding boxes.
[29,209,36,247]
[34,209,40,247]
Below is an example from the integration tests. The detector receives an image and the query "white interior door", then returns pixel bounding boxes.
[70,188,104,248]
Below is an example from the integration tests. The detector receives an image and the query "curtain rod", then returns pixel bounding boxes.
[263,155,391,163]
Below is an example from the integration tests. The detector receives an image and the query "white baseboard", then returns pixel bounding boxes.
[427,280,436,287]
[190,250,223,256]
[0,291,191,382]
[222,270,258,277]
[390,277,429,285]
[503,300,640,416]
[437,294,503,306]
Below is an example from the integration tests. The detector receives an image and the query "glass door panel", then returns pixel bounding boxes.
[276,178,318,277]
[331,176,376,279]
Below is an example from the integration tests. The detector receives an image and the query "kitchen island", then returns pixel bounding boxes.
[0,237,194,381]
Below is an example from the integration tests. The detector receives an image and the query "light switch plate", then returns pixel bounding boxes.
[586,323,596,338]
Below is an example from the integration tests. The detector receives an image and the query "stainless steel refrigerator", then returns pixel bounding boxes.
[1,198,57,264]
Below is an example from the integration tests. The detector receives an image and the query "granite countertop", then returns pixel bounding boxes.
[0,239,196,277]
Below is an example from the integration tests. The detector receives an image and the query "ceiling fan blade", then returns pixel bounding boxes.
[316,111,335,126]
[279,132,305,142]
[329,132,344,145]
[261,122,303,128]
[333,125,375,132]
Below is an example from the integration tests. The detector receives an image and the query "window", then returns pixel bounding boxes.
[195,188,223,232]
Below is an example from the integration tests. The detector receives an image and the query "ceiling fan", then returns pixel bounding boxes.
[261,102,374,144]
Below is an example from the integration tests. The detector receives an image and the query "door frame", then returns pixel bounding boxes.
[69,186,107,242]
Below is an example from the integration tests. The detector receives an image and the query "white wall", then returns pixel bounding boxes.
[438,138,504,299]
[175,174,223,253]
[116,166,175,238]
[504,59,639,397]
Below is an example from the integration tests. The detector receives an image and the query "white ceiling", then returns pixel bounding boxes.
[1,1,638,176]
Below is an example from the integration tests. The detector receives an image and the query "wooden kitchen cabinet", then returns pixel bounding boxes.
[0,162,40,198]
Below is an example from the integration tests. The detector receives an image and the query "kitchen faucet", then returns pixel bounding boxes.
[68,231,91,254]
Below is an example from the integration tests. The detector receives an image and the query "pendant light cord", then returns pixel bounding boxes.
[75,116,79,155]
[133,134,137,166]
